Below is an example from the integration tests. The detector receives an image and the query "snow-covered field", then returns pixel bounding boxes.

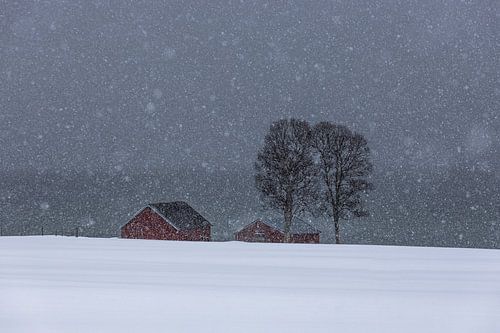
[1,237,499,333]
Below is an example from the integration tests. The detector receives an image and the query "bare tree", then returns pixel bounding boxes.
[255,119,317,242]
[312,122,373,244]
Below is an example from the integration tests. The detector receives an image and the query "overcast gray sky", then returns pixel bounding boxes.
[0,0,498,175]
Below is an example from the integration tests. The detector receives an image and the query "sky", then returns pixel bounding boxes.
[0,0,497,175]
[0,0,499,247]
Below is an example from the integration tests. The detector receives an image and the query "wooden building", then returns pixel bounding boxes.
[235,218,320,243]
[121,201,211,241]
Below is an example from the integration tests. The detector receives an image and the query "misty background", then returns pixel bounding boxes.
[0,1,498,247]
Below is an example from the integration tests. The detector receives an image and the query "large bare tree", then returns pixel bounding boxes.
[312,122,373,244]
[255,119,317,242]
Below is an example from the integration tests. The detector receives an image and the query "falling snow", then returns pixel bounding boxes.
[0,1,497,248]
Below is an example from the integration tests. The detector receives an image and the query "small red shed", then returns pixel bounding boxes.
[235,218,320,243]
[121,201,211,241]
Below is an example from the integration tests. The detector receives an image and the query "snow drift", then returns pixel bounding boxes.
[1,236,499,332]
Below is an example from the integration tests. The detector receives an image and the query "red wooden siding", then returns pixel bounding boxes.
[121,207,210,241]
[289,233,320,244]
[235,220,320,244]
[235,221,284,243]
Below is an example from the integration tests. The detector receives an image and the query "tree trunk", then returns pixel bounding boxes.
[283,192,293,243]
[334,216,340,244]
[283,208,292,243]
[334,173,342,244]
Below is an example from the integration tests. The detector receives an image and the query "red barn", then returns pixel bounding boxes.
[121,201,211,241]
[235,218,320,243]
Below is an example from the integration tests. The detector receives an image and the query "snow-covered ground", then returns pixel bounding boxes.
[1,237,499,333]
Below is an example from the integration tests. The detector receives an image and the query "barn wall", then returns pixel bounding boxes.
[290,233,320,244]
[235,220,320,244]
[121,207,211,241]
[235,221,284,243]
[121,207,177,240]
[177,225,211,241]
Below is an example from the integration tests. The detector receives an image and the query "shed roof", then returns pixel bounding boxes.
[149,201,211,230]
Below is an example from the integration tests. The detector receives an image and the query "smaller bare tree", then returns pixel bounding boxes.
[312,122,373,244]
[255,119,317,242]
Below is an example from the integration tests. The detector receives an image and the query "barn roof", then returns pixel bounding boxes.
[239,217,320,235]
[149,201,212,230]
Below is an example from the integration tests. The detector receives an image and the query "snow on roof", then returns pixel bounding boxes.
[149,201,212,230]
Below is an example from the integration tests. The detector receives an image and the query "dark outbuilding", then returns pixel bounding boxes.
[121,201,211,241]
[235,218,320,243]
